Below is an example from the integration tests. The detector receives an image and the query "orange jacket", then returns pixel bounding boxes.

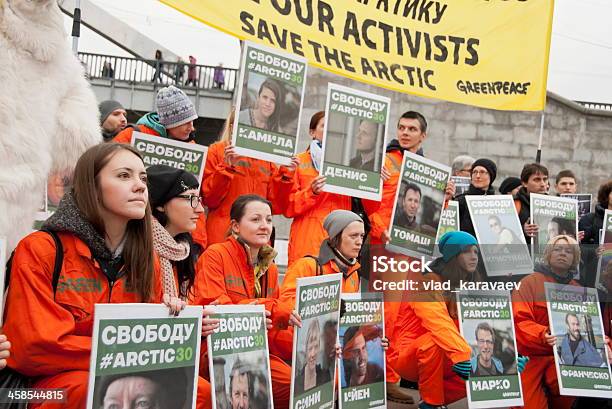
[113,124,159,144]
[279,241,361,315]
[284,150,352,265]
[367,150,403,245]
[3,231,162,377]
[390,271,472,364]
[201,141,293,245]
[512,271,580,357]
[191,236,285,317]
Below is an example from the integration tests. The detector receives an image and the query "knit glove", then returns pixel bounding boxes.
[452,360,471,380]
[517,355,529,373]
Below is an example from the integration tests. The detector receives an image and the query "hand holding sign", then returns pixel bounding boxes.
[310,176,326,196]
[224,143,239,167]
[163,293,186,316]
[0,333,10,370]
[289,309,303,328]
[543,331,556,346]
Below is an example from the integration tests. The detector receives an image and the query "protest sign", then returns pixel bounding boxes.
[545,283,612,398]
[232,41,307,165]
[530,194,578,265]
[320,83,389,201]
[466,195,532,277]
[595,210,612,292]
[387,151,450,257]
[207,304,273,409]
[162,0,553,111]
[339,293,386,409]
[561,194,593,220]
[86,304,203,409]
[451,176,471,197]
[291,274,342,409]
[0,237,6,325]
[433,200,460,258]
[457,291,523,408]
[131,132,207,183]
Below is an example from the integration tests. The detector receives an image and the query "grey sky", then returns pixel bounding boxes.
[64,0,612,104]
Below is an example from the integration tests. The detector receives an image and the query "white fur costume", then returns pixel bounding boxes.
[0,0,101,251]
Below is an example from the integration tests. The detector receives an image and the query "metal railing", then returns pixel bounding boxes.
[78,52,237,92]
[575,101,612,111]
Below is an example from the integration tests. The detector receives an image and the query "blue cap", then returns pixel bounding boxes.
[438,231,478,262]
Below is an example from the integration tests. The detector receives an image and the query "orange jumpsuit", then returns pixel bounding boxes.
[512,271,578,409]
[387,271,471,405]
[284,150,352,266]
[113,125,209,249]
[201,141,293,246]
[275,241,361,360]
[3,231,212,409]
[112,123,159,144]
[192,236,291,409]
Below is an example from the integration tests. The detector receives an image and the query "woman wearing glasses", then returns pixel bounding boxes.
[147,165,206,302]
[455,158,498,237]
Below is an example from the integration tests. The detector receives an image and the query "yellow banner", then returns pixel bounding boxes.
[160,0,553,111]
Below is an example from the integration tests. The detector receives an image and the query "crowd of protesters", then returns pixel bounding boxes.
[1,84,611,409]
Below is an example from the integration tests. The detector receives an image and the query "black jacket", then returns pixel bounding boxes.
[456,184,495,238]
[579,204,606,245]
[579,203,607,287]
[513,187,532,244]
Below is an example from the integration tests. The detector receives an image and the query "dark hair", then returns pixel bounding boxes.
[309,111,325,132]
[565,312,579,325]
[397,111,427,133]
[475,322,496,343]
[257,78,282,132]
[403,182,422,197]
[555,169,576,185]
[230,194,272,223]
[549,216,576,236]
[520,163,549,183]
[597,180,612,208]
[155,49,162,59]
[73,143,154,301]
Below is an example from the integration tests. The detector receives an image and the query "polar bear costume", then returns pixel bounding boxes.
[0,0,101,251]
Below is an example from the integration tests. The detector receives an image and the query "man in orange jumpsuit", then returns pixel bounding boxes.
[364,111,455,403]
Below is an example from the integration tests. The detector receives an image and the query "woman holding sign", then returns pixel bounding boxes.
[512,235,583,409]
[201,110,297,246]
[284,111,352,266]
[2,144,212,409]
[192,194,292,409]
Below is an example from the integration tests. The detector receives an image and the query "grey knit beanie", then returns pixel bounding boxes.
[323,210,363,240]
[98,100,124,126]
[155,86,198,129]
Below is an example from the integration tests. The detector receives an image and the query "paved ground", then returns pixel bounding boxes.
[387,386,469,409]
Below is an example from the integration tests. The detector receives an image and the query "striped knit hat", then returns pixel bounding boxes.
[155,85,197,129]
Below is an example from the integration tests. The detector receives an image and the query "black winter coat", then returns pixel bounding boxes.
[456,184,495,237]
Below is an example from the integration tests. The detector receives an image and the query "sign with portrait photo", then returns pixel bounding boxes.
[290,274,342,409]
[387,151,450,258]
[338,292,386,409]
[86,304,203,409]
[232,41,307,165]
[596,210,612,295]
[545,283,612,398]
[320,83,390,201]
[207,304,274,409]
[561,194,592,220]
[457,291,523,408]
[530,194,578,265]
[466,195,532,277]
[131,132,208,184]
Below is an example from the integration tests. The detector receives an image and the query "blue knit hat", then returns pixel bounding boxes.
[438,231,478,262]
[155,85,197,129]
